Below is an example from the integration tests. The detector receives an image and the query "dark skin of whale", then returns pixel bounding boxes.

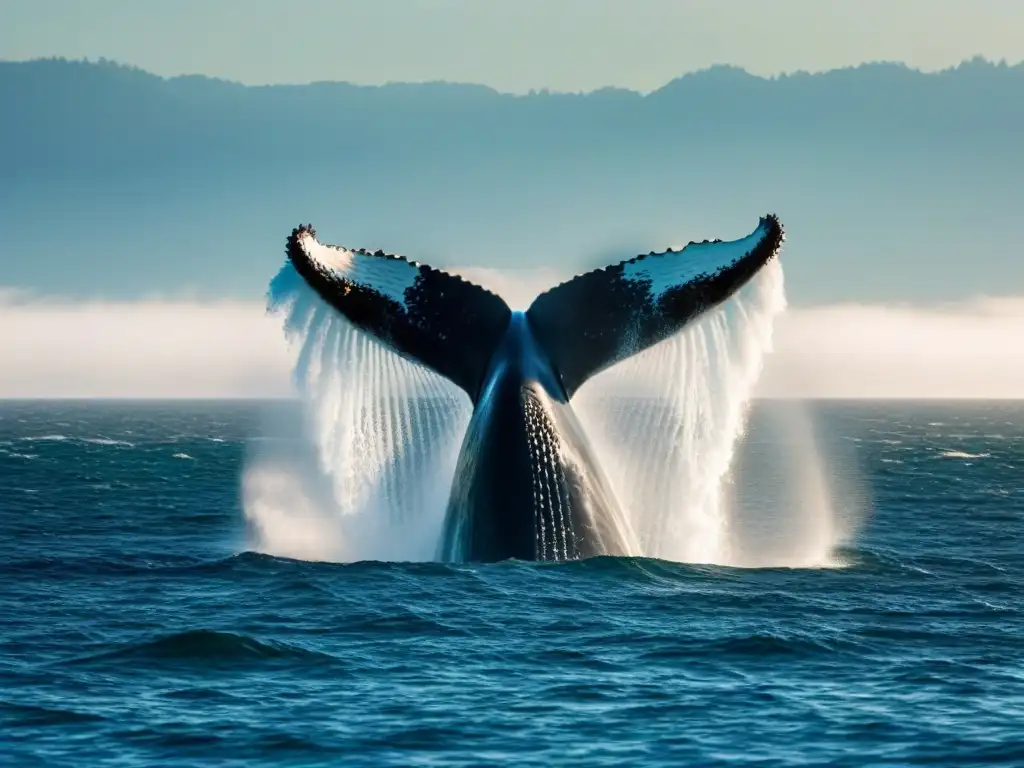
[438,313,636,561]
[281,215,784,562]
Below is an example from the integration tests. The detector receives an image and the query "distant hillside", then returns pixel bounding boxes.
[1,57,1022,303]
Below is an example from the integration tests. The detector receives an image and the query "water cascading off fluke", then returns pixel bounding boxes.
[572,258,788,565]
[246,243,851,567]
[242,261,471,562]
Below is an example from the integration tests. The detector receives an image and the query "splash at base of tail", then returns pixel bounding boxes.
[280,215,784,562]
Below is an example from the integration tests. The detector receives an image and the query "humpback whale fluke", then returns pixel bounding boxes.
[282,215,784,562]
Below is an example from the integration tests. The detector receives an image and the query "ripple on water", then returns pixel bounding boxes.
[1,401,1023,766]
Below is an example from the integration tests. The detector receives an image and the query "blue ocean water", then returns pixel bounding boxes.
[1,400,1022,766]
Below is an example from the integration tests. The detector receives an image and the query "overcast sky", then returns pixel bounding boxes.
[3,0,1023,92]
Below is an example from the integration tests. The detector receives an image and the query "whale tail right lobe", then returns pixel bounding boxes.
[526,215,784,398]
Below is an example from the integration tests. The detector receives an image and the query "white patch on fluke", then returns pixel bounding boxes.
[296,230,420,308]
[622,220,770,301]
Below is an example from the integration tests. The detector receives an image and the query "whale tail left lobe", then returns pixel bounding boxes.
[284,225,512,404]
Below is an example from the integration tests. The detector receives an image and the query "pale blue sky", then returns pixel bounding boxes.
[2,0,1023,92]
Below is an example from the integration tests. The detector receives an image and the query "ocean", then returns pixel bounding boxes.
[1,399,1021,766]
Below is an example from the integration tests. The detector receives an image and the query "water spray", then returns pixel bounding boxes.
[245,254,860,567]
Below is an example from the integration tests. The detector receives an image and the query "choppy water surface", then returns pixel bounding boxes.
[1,400,1022,766]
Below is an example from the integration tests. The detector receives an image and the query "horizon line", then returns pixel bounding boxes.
[3,54,1023,96]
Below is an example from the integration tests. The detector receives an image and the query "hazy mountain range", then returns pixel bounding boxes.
[1,57,1021,305]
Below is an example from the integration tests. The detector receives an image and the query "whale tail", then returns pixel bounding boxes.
[283,216,783,401]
